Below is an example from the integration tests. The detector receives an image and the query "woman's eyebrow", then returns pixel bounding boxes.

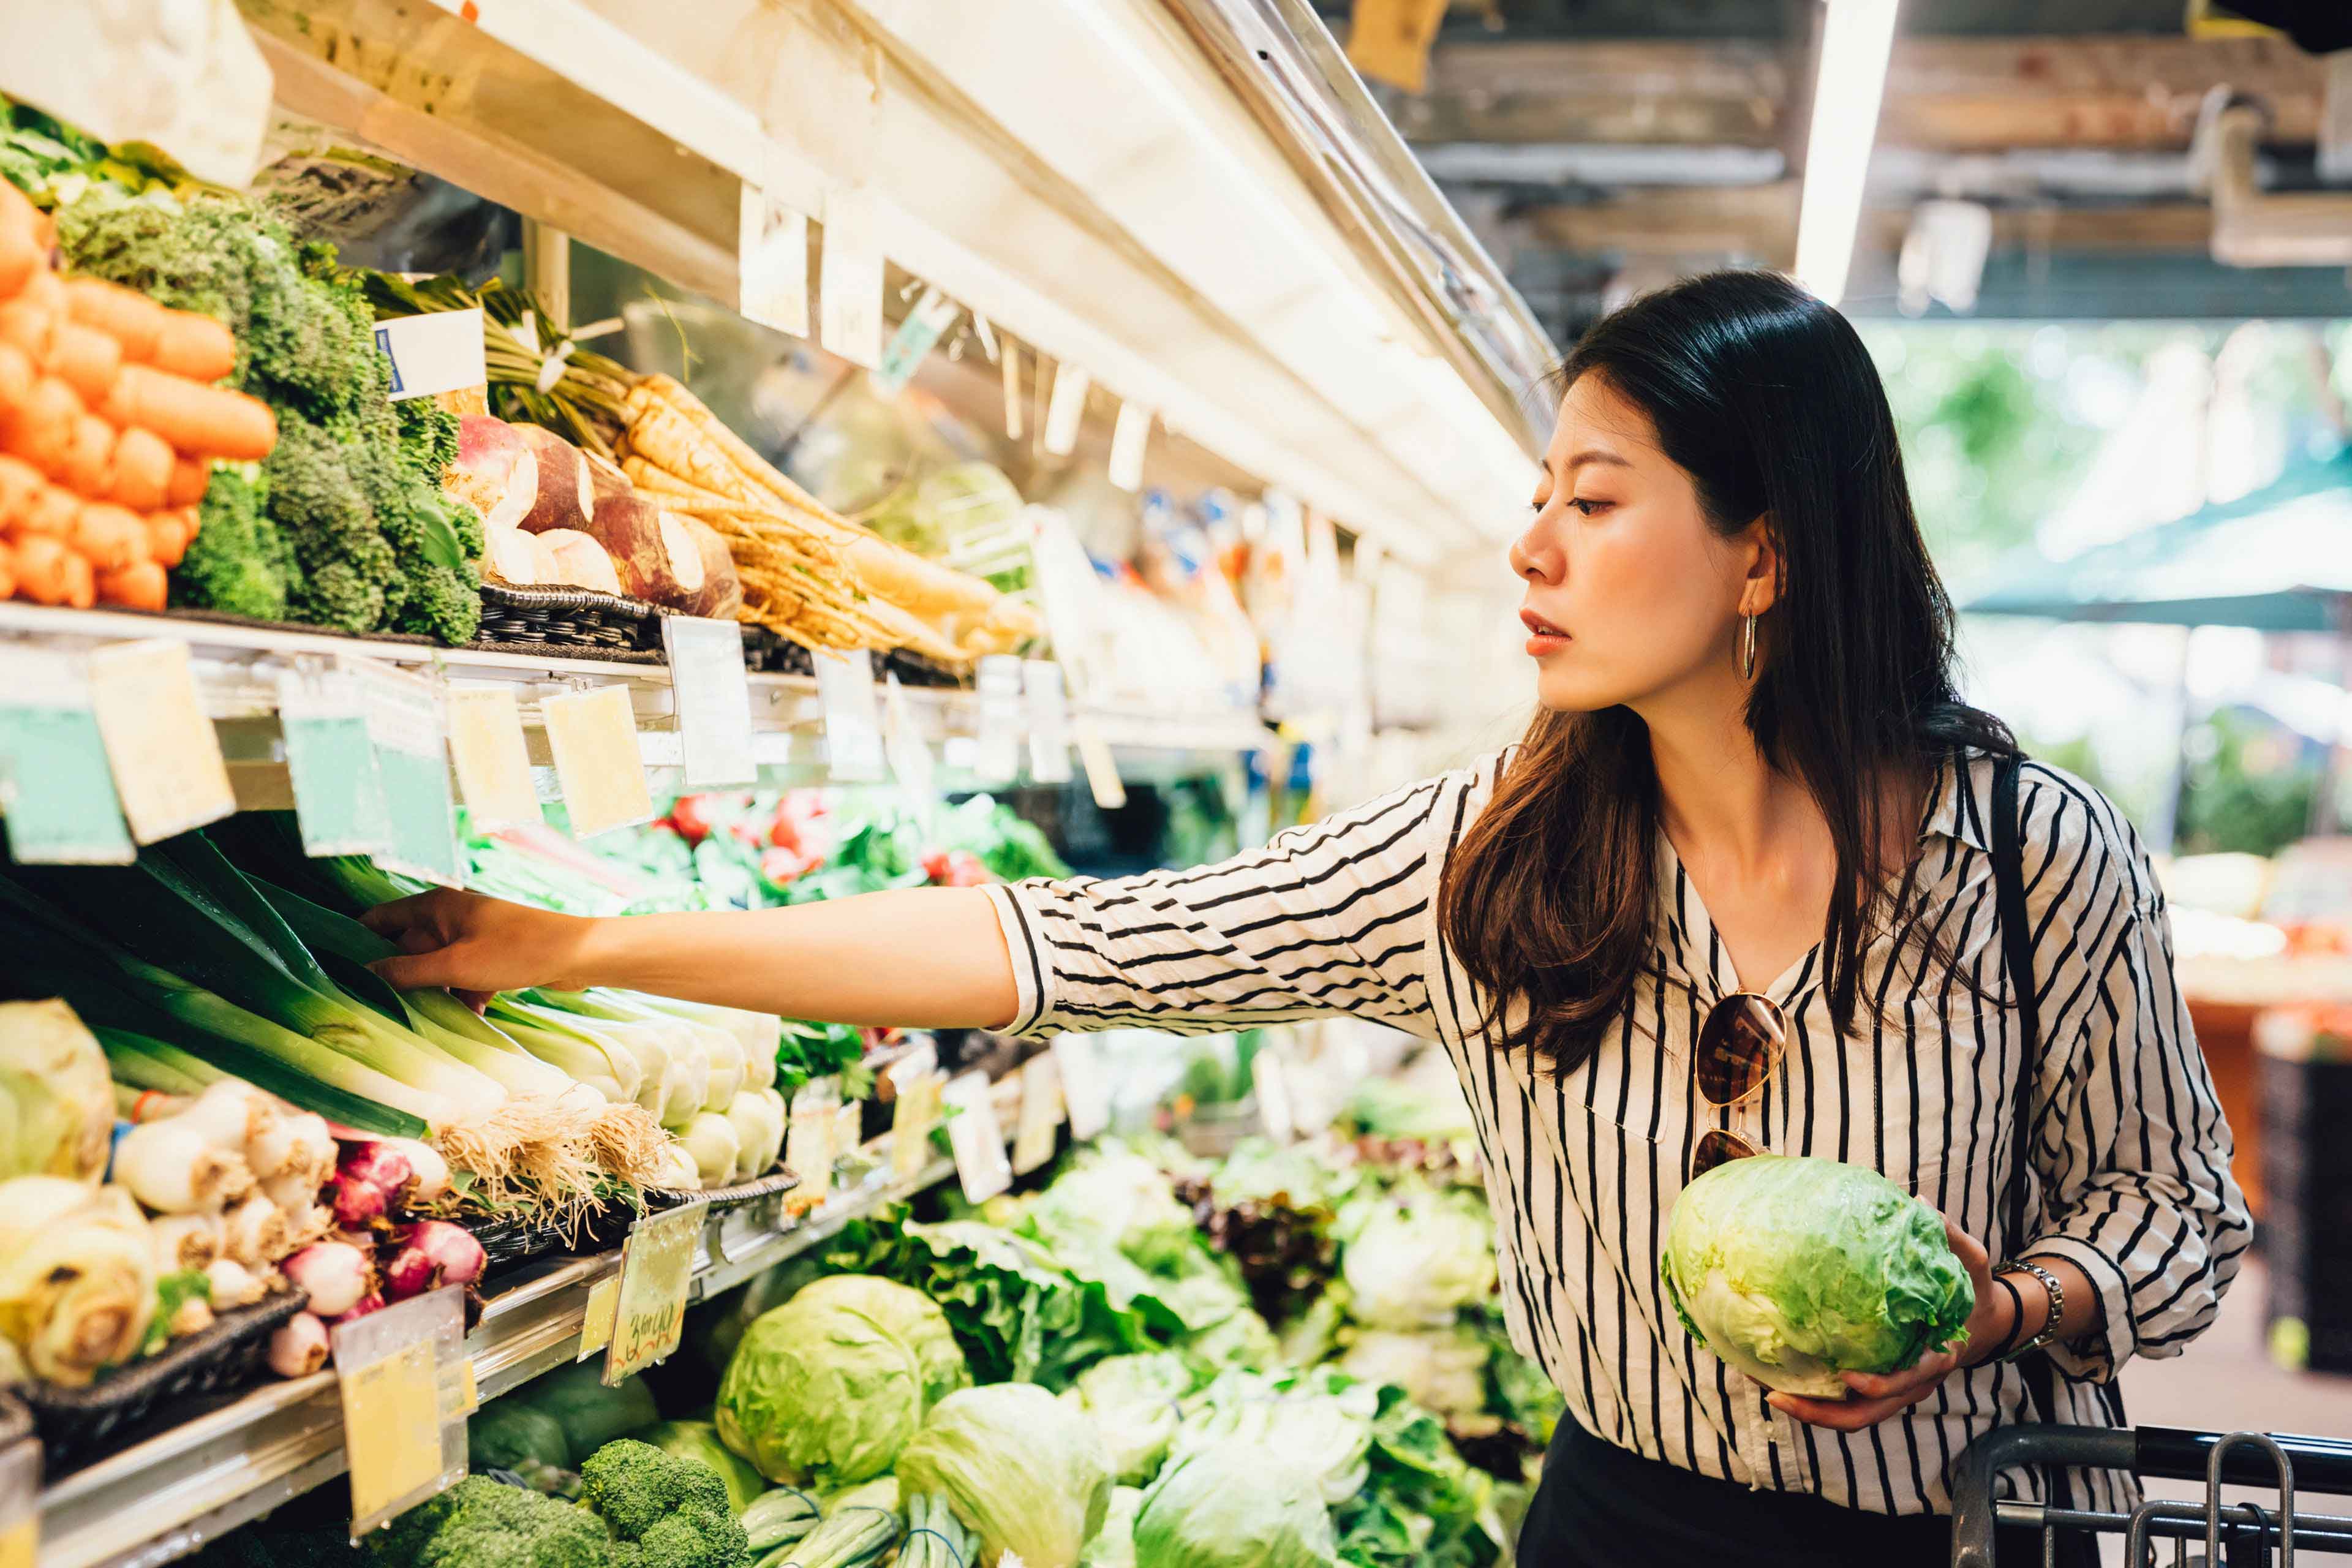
[1567,448,1634,470]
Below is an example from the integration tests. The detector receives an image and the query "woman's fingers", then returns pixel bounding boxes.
[1770,1390,1915,1431]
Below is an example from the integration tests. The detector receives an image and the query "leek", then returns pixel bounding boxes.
[522,991,677,1118]
[485,996,639,1106]
[97,1027,220,1096]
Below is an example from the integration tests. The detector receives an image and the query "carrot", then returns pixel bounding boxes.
[148,310,235,383]
[42,322,121,406]
[62,279,166,361]
[0,298,55,363]
[69,502,146,572]
[0,341,31,409]
[0,185,39,301]
[16,484,78,540]
[145,507,193,569]
[165,454,211,507]
[59,415,116,498]
[0,455,40,528]
[0,377,83,477]
[108,427,173,510]
[101,366,276,461]
[96,559,165,611]
[0,539,15,601]
[12,535,89,606]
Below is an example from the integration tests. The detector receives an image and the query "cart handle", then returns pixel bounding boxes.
[1951,1426,2352,1568]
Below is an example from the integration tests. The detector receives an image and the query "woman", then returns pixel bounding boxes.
[368,271,2246,1566]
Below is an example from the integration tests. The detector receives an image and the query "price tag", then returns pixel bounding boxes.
[870,286,960,398]
[0,1438,37,1568]
[1255,1052,1296,1145]
[1052,1033,1112,1141]
[335,1286,466,1538]
[1043,362,1089,458]
[604,1200,708,1385]
[542,684,655,839]
[829,1099,864,1173]
[785,1084,837,1205]
[1107,401,1152,492]
[739,187,810,339]
[357,662,463,886]
[86,638,235,843]
[974,655,1023,786]
[1001,342,1025,441]
[1023,661,1072,785]
[279,666,391,855]
[1073,718,1126,812]
[0,648,134,864]
[941,1071,1011,1204]
[889,1050,945,1180]
[881,673,935,809]
[1011,1052,1063,1175]
[575,1274,620,1361]
[374,308,486,401]
[819,185,884,370]
[813,650,885,782]
[453,1354,479,1418]
[445,685,541,829]
[663,617,757,786]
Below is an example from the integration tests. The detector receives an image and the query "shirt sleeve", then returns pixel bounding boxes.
[981,768,1476,1040]
[2026,889,2251,1382]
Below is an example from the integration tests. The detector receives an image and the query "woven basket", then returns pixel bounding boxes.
[17,1291,311,1476]
[463,1164,802,1270]
[475,582,665,656]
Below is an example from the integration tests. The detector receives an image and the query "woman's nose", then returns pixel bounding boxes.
[1510,522,1561,584]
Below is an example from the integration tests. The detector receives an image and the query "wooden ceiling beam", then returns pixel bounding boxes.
[1397,34,2324,151]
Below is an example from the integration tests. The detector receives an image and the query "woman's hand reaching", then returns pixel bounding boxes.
[362,888,595,1000]
[1766,1216,2009,1432]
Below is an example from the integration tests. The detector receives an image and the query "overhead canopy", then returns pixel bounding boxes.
[1962,451,2352,633]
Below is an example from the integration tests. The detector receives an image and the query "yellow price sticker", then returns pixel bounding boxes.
[0,1435,36,1568]
[0,1517,32,1568]
[342,1340,440,1526]
[578,1275,620,1359]
[605,1202,706,1384]
[891,1065,944,1181]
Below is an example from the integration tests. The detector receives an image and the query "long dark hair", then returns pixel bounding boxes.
[1438,270,2013,1077]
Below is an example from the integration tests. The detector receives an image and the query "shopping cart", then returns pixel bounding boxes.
[1951,1424,2352,1565]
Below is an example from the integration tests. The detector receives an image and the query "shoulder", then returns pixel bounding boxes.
[2008,755,2166,919]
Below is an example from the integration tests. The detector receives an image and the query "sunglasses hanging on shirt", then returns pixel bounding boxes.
[1687,990,1789,1182]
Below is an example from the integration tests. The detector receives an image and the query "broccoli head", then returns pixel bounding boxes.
[397,398,462,489]
[364,1476,624,1568]
[174,466,300,621]
[578,1441,747,1568]
[391,560,483,644]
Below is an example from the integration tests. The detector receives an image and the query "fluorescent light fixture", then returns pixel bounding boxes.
[1793,0,1901,304]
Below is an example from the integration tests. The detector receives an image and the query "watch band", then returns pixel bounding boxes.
[1995,1259,2065,1360]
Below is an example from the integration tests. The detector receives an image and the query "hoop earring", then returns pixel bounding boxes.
[1738,613,1759,680]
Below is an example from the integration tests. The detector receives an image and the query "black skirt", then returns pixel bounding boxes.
[1517,1419,2095,1568]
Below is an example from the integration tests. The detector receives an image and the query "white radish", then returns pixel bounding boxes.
[150,1212,222,1273]
[267,1313,330,1378]
[177,1080,277,1151]
[116,1117,243,1213]
[205,1257,268,1310]
[222,1194,288,1267]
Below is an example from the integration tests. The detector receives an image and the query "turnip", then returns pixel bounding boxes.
[513,424,596,533]
[444,415,539,532]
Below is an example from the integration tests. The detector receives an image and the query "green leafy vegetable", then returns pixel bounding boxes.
[1132,1447,1333,1568]
[894,1384,1115,1568]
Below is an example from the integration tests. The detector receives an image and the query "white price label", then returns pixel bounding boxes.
[445,684,540,829]
[1001,342,1025,441]
[815,650,885,782]
[1022,660,1072,785]
[86,638,235,843]
[605,1201,707,1384]
[1074,719,1126,812]
[1011,1052,1063,1175]
[739,187,810,339]
[889,1046,945,1180]
[1255,1052,1295,1144]
[334,1287,467,1538]
[786,1085,837,1205]
[1107,401,1152,492]
[974,655,1023,786]
[374,309,486,401]
[357,662,464,887]
[1043,361,1089,458]
[819,185,884,369]
[941,1071,1012,1205]
[870,286,960,398]
[881,673,936,810]
[542,684,655,839]
[663,617,756,786]
[1052,1034,1111,1141]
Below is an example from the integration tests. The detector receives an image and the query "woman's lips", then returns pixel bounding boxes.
[1521,609,1569,656]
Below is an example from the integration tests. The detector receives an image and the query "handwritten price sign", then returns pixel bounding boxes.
[604,1200,707,1384]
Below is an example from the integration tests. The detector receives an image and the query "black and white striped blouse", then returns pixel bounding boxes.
[981,748,2249,1517]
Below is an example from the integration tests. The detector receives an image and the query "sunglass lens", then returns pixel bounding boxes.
[1696,993,1787,1104]
[1690,1128,1758,1182]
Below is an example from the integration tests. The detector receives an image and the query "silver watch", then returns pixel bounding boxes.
[1994,1259,2065,1360]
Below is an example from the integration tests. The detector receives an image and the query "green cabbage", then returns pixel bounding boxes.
[1133,1446,1334,1568]
[1170,1369,1372,1506]
[1078,1488,1144,1568]
[715,1274,968,1485]
[1063,1353,1195,1484]
[1338,1325,1490,1419]
[1659,1154,1974,1398]
[630,1420,766,1513]
[895,1383,1114,1568]
[1339,1191,1495,1329]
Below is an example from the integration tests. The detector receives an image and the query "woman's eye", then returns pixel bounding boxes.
[1569,497,1609,517]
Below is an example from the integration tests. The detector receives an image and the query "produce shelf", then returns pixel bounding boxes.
[34,1141,962,1568]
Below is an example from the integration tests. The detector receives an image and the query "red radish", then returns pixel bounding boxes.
[443,415,538,532]
[537,529,625,595]
[268,1313,330,1378]
[329,1294,385,1326]
[383,1221,486,1300]
[677,518,744,620]
[578,495,706,607]
[481,526,540,586]
[511,424,595,533]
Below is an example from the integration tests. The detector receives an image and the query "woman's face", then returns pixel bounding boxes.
[1510,374,1768,714]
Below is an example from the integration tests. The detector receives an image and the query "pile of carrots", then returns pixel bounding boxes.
[0,181,277,612]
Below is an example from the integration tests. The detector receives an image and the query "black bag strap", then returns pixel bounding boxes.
[1988,755,2070,1468]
